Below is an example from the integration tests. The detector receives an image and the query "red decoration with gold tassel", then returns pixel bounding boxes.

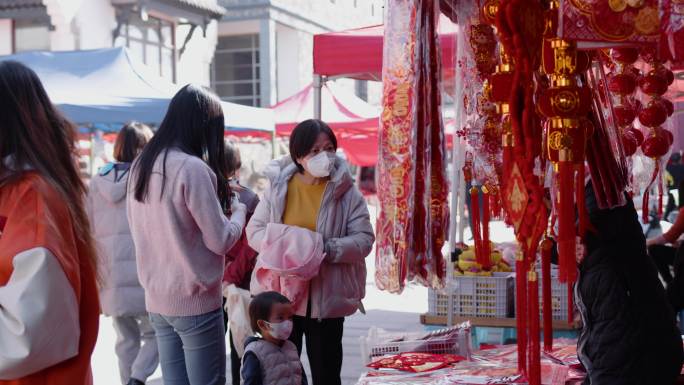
[481,188,491,268]
[528,271,541,385]
[557,158,577,286]
[516,255,528,374]
[470,186,483,265]
[540,237,553,351]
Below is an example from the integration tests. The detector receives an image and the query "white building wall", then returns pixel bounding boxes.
[275,23,299,101]
[73,0,116,50]
[0,20,13,55]
[177,20,219,87]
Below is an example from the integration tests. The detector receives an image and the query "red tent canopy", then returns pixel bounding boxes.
[334,120,456,167]
[273,82,379,136]
[313,15,457,80]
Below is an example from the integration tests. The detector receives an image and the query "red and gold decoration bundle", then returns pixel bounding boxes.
[377,0,448,294]
[377,0,684,383]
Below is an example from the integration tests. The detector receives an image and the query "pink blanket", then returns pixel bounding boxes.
[251,223,325,315]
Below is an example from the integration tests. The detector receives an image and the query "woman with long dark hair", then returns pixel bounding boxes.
[0,61,100,384]
[127,85,246,385]
[87,122,158,385]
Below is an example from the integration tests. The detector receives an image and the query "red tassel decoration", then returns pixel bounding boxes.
[658,172,664,218]
[528,271,541,385]
[540,238,553,351]
[516,255,528,374]
[557,161,576,285]
[470,186,483,264]
[576,164,587,237]
[482,189,491,269]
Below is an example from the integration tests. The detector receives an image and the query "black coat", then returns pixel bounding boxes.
[577,189,683,385]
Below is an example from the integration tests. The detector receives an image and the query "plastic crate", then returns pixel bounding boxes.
[513,270,570,321]
[428,273,514,318]
[359,324,472,364]
[547,272,571,321]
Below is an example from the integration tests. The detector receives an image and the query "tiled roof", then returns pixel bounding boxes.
[174,0,226,17]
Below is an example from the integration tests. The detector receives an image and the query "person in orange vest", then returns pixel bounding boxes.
[0,61,100,385]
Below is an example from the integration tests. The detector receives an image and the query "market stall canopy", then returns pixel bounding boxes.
[0,47,274,133]
[313,14,457,80]
[274,82,379,136]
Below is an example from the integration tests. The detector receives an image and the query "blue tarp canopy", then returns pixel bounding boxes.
[0,47,274,133]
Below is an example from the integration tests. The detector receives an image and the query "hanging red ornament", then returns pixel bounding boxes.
[614,105,637,126]
[628,127,645,146]
[610,47,640,64]
[640,45,658,64]
[608,73,638,95]
[622,131,640,156]
[654,66,675,85]
[659,98,675,117]
[638,100,669,127]
[642,131,670,158]
[638,70,669,96]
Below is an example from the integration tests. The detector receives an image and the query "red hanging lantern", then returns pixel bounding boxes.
[638,100,670,127]
[638,70,670,96]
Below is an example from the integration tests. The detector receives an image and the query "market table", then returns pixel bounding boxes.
[420,314,580,331]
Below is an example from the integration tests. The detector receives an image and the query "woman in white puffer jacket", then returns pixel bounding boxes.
[86,122,158,385]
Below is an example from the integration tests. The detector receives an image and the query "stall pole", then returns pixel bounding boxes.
[447,23,465,327]
[313,74,324,120]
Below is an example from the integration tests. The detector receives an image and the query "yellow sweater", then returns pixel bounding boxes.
[282,175,327,232]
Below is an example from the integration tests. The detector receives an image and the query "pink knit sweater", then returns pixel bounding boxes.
[127,149,246,316]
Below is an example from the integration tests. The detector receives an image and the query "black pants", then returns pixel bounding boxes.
[649,244,676,283]
[290,316,345,385]
[223,299,241,385]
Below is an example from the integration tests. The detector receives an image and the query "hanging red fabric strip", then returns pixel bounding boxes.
[528,272,541,385]
[516,256,528,374]
[541,238,553,351]
[482,190,491,269]
[576,164,587,237]
[471,186,483,265]
[658,172,664,218]
[557,161,575,284]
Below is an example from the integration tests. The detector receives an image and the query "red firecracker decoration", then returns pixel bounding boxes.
[638,50,675,223]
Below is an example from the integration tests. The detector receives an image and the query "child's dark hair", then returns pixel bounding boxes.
[249,291,291,332]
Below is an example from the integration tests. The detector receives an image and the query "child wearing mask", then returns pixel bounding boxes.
[242,292,307,385]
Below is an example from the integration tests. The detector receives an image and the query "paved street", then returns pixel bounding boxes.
[92,206,517,385]
[91,205,434,385]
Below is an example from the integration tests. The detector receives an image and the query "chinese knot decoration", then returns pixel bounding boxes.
[539,36,591,294]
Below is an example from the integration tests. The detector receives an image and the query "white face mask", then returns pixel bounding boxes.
[305,151,334,178]
[265,320,293,340]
